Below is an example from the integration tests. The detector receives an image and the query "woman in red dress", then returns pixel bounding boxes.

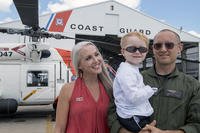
[54,41,113,133]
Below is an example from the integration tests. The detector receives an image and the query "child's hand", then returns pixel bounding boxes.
[152,87,158,93]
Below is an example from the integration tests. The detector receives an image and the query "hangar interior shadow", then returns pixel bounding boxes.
[75,34,199,79]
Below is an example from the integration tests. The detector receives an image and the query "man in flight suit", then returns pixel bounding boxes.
[108,29,200,133]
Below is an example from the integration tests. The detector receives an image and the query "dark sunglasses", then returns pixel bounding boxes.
[124,46,148,53]
[153,42,175,50]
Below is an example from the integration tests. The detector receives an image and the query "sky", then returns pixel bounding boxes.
[0,0,200,38]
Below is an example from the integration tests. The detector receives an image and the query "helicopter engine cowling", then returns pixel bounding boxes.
[0,99,18,114]
[27,43,51,62]
[41,49,51,59]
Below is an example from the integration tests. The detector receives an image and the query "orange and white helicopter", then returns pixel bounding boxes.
[0,0,82,114]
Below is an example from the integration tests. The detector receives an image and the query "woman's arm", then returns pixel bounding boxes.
[54,82,74,133]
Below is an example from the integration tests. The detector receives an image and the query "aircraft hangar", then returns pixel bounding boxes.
[0,0,200,79]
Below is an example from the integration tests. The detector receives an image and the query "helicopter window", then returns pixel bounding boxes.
[27,71,48,87]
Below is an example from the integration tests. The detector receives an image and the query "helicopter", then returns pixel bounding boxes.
[0,0,81,115]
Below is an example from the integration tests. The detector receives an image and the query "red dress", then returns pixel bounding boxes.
[66,78,110,133]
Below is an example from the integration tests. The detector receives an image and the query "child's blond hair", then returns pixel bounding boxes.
[120,32,149,48]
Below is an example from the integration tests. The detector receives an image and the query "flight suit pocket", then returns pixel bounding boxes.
[164,89,186,128]
[164,89,185,113]
[164,89,183,99]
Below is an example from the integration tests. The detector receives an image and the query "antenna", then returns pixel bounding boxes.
[180,26,183,33]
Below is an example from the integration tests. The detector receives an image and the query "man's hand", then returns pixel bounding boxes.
[142,121,184,133]
[118,120,157,133]
[118,128,133,133]
[149,120,157,126]
[139,120,157,133]
[142,125,162,133]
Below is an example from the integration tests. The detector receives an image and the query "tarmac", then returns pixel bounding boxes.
[0,105,55,133]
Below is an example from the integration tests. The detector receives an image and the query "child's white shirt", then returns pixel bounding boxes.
[113,62,156,118]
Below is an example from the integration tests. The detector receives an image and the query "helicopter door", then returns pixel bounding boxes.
[21,64,55,103]
[0,64,21,100]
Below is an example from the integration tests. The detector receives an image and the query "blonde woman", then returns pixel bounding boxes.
[55,41,113,133]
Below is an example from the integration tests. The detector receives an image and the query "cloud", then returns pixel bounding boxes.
[188,31,200,38]
[47,0,141,13]
[0,0,12,12]
[0,17,13,24]
[116,0,140,8]
[41,10,51,15]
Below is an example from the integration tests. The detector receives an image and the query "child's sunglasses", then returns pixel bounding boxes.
[124,46,148,53]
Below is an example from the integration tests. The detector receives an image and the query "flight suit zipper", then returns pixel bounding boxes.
[153,76,166,127]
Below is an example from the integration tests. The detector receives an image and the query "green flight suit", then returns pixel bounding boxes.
[108,66,200,133]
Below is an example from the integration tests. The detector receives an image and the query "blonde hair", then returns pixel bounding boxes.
[71,41,113,96]
[120,32,149,48]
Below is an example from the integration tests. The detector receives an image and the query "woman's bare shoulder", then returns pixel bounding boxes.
[60,81,75,99]
[62,81,75,90]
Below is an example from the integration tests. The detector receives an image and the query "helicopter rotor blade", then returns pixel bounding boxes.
[0,26,118,47]
[0,27,73,39]
[13,0,39,30]
[0,27,25,35]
